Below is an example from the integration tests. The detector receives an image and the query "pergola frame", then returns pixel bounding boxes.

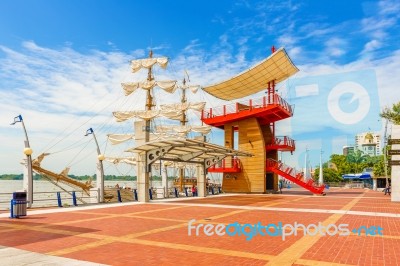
[126,138,252,201]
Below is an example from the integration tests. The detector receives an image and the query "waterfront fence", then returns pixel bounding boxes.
[0,185,223,210]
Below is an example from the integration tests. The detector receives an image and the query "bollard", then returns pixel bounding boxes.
[174,187,178,198]
[133,189,138,201]
[149,188,153,200]
[57,192,63,207]
[117,190,122,202]
[10,200,14,218]
[72,191,77,206]
[184,187,188,197]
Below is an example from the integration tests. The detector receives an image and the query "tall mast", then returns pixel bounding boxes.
[180,77,187,126]
[145,50,154,142]
[179,77,188,192]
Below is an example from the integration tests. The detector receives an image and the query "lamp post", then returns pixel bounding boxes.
[383,119,389,188]
[85,128,105,203]
[11,115,33,208]
[319,149,324,185]
[304,147,309,181]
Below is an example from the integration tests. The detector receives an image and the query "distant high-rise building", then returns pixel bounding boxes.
[343,146,355,156]
[355,132,381,156]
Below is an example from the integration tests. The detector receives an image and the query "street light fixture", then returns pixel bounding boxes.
[10,115,33,208]
[85,128,105,203]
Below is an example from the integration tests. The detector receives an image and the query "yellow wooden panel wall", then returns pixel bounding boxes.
[261,124,278,191]
[222,118,266,193]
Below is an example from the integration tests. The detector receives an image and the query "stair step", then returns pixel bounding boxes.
[266,158,325,195]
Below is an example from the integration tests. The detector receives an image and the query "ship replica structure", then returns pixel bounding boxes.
[107,50,252,201]
[19,46,325,207]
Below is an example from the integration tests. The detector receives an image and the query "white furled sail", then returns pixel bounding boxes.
[160,110,183,120]
[121,80,177,96]
[155,125,211,135]
[113,110,160,122]
[190,125,212,134]
[180,84,201,93]
[107,134,135,145]
[160,102,206,112]
[104,156,137,165]
[113,109,186,122]
[130,57,169,73]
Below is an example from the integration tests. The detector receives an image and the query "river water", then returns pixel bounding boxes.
[0,180,169,210]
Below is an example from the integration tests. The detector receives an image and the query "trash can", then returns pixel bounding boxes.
[10,191,27,218]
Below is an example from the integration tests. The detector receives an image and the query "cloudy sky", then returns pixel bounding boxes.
[0,0,399,176]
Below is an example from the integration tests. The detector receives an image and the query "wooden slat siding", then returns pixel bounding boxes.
[222,122,248,192]
[221,119,261,193]
[223,125,234,168]
[222,118,269,193]
[260,124,273,145]
[222,176,251,193]
[237,118,265,193]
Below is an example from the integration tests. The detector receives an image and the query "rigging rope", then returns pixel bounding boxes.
[66,138,93,167]
[50,137,92,155]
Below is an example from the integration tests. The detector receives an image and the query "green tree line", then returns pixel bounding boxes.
[313,151,390,183]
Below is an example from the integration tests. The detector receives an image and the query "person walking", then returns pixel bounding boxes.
[384,183,391,195]
[192,185,197,197]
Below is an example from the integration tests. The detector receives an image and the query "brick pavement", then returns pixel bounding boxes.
[0,187,399,265]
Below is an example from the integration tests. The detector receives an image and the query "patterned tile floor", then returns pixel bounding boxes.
[0,187,399,265]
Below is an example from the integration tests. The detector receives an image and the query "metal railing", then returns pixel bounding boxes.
[0,184,224,210]
[208,157,241,171]
[0,190,98,210]
[202,94,293,118]
[266,136,296,150]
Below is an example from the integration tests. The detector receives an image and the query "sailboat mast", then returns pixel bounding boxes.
[179,78,187,192]
[145,50,154,142]
[180,78,187,126]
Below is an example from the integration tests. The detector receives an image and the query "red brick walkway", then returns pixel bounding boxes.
[0,188,399,265]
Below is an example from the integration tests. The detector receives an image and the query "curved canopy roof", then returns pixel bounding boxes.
[125,138,252,168]
[203,47,299,101]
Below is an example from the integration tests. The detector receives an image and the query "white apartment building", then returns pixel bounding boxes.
[355,132,381,156]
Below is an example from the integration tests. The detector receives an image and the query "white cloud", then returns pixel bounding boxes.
[361,40,382,55]
[378,0,400,16]
[324,37,347,57]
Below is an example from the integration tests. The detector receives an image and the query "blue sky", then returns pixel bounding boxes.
[0,0,400,175]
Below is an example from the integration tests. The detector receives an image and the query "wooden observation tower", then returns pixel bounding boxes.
[201,47,325,195]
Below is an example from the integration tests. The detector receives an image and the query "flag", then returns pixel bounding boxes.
[85,128,94,136]
[10,115,22,125]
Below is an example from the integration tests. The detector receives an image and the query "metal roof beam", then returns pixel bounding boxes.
[179,151,205,161]
[146,145,174,171]
[205,155,227,169]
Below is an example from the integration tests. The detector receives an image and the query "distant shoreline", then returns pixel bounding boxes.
[0,174,180,181]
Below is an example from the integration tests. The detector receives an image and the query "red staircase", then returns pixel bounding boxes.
[266,158,326,195]
[266,136,295,152]
[208,158,241,173]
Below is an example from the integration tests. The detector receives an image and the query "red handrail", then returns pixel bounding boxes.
[202,94,292,118]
